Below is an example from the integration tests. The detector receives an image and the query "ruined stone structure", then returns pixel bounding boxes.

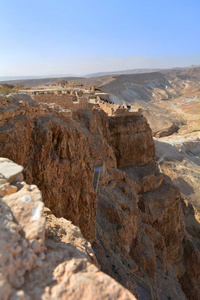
[19,85,141,117]
[33,92,142,117]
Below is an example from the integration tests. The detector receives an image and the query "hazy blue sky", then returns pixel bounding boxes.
[0,0,200,77]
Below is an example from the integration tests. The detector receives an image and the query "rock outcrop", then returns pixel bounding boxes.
[0,158,136,300]
[0,93,199,299]
[109,114,155,167]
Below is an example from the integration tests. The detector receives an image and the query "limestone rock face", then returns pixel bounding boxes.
[44,259,136,300]
[73,108,117,169]
[0,158,136,300]
[0,158,23,183]
[0,158,46,298]
[97,168,139,256]
[96,171,189,300]
[0,94,97,242]
[109,115,155,167]
[181,197,200,250]
[121,161,163,194]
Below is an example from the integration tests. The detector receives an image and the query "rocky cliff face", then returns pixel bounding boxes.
[0,93,199,299]
[0,157,136,300]
[109,114,155,167]
[100,68,200,104]
[96,122,199,299]
[0,94,100,242]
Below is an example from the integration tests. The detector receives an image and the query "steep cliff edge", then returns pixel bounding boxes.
[109,114,155,168]
[0,94,99,242]
[0,94,199,299]
[96,115,200,299]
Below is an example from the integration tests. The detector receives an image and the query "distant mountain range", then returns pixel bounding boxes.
[1,67,195,82]
[0,69,164,82]
[0,74,76,82]
[1,65,200,87]
[84,68,162,78]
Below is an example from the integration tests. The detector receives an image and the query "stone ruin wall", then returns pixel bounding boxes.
[96,100,115,115]
[90,97,142,117]
[33,94,75,110]
[33,94,96,114]
[0,92,142,124]
[34,93,143,117]
[20,84,144,117]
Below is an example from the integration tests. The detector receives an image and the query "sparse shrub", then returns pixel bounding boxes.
[0,87,19,95]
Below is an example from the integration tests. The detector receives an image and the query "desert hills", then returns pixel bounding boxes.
[0,66,200,299]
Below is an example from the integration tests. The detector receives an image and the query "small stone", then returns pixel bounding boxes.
[0,159,23,183]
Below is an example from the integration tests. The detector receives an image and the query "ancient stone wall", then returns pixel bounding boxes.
[24,88,143,118]
[33,94,96,113]
[34,94,75,110]
[97,100,115,115]
[90,97,143,117]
